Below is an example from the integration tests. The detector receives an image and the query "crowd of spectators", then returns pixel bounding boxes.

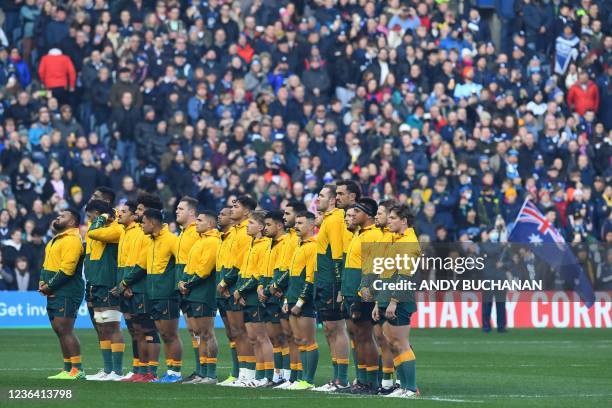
[0,0,610,289]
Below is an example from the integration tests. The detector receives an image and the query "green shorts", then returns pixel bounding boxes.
[150,298,180,321]
[378,303,413,327]
[87,285,120,308]
[264,303,282,324]
[47,296,81,320]
[288,302,316,318]
[315,282,344,321]
[343,297,374,323]
[216,298,228,318]
[181,301,216,318]
[243,305,266,323]
[123,293,150,316]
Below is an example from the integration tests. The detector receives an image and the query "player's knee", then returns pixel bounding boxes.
[145,331,161,344]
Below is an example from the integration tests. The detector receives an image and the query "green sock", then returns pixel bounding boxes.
[101,342,112,374]
[70,356,82,370]
[351,343,359,380]
[306,347,319,384]
[112,347,124,374]
[274,351,283,371]
[199,357,207,377]
[297,365,303,381]
[300,351,308,381]
[265,367,274,381]
[247,361,256,372]
[149,362,158,376]
[193,342,200,375]
[256,365,265,380]
[230,345,239,377]
[400,360,416,391]
[332,359,338,382]
[357,366,367,384]
[282,353,290,371]
[337,361,349,385]
[383,371,393,380]
[63,359,72,372]
[207,358,217,379]
[366,367,378,388]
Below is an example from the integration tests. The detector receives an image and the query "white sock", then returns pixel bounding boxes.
[238,367,246,379]
[396,378,401,385]
[283,369,291,380]
[246,368,256,380]
[272,371,281,382]
[382,379,394,388]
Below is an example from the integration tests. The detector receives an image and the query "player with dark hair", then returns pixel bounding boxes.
[91,186,116,205]
[271,201,303,388]
[114,200,143,381]
[138,208,182,383]
[313,184,350,391]
[259,210,291,385]
[119,192,164,382]
[174,196,202,383]
[283,211,319,390]
[341,198,383,394]
[178,210,221,384]
[372,204,420,398]
[234,210,274,387]
[218,195,257,385]
[84,199,125,381]
[42,209,86,380]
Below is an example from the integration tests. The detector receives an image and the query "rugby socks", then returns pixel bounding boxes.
[289,363,298,382]
[296,362,303,380]
[304,343,319,384]
[366,365,379,388]
[357,364,367,384]
[230,342,239,377]
[199,356,207,377]
[192,339,200,375]
[336,358,349,385]
[70,356,82,371]
[111,343,125,374]
[394,349,416,391]
[282,347,291,380]
[332,357,338,382]
[255,363,265,380]
[206,357,217,379]
[351,341,359,380]
[273,347,283,373]
[148,361,159,377]
[264,361,274,381]
[100,341,113,374]
[382,367,395,389]
[298,346,307,381]
[167,359,182,375]
[63,358,72,372]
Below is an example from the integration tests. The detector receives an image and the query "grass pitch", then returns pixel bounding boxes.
[0,328,611,408]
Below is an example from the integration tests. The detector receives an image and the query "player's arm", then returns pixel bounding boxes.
[237,247,263,296]
[327,218,346,283]
[47,236,83,292]
[390,239,421,302]
[223,234,251,287]
[87,216,122,243]
[298,245,316,304]
[185,240,218,288]
[122,242,147,287]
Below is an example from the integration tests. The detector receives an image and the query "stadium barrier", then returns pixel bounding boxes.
[0,291,610,329]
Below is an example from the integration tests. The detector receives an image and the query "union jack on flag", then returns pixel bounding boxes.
[515,200,565,245]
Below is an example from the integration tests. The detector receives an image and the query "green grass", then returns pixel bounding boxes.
[0,328,611,407]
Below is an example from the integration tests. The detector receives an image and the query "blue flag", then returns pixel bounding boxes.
[508,199,595,308]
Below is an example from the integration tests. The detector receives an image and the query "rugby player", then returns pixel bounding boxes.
[234,211,274,387]
[284,211,319,390]
[119,193,163,382]
[42,209,86,380]
[84,199,124,381]
[218,195,257,385]
[341,198,383,394]
[314,185,350,391]
[372,204,420,398]
[139,208,183,383]
[114,200,142,381]
[260,210,291,385]
[174,196,201,383]
[270,201,304,388]
[178,210,221,384]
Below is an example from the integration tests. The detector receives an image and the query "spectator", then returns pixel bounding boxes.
[37,48,76,106]
[567,71,600,116]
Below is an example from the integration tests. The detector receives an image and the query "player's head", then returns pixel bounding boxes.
[196,210,217,234]
[117,200,138,226]
[136,192,163,222]
[388,204,415,233]
[176,196,198,226]
[376,199,397,228]
[295,211,315,239]
[264,210,285,238]
[247,210,266,237]
[141,208,163,235]
[52,208,81,232]
[284,200,306,228]
[91,186,115,204]
[85,199,113,221]
[336,180,361,209]
[345,206,357,232]
[353,197,377,227]
[317,184,337,213]
[231,195,257,222]
[218,206,232,229]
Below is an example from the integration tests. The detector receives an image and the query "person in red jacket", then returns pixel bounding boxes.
[567,71,600,116]
[38,48,76,107]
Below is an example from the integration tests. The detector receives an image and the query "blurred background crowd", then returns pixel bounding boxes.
[0,0,610,290]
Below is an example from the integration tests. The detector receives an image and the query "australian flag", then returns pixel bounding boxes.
[508,199,595,308]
